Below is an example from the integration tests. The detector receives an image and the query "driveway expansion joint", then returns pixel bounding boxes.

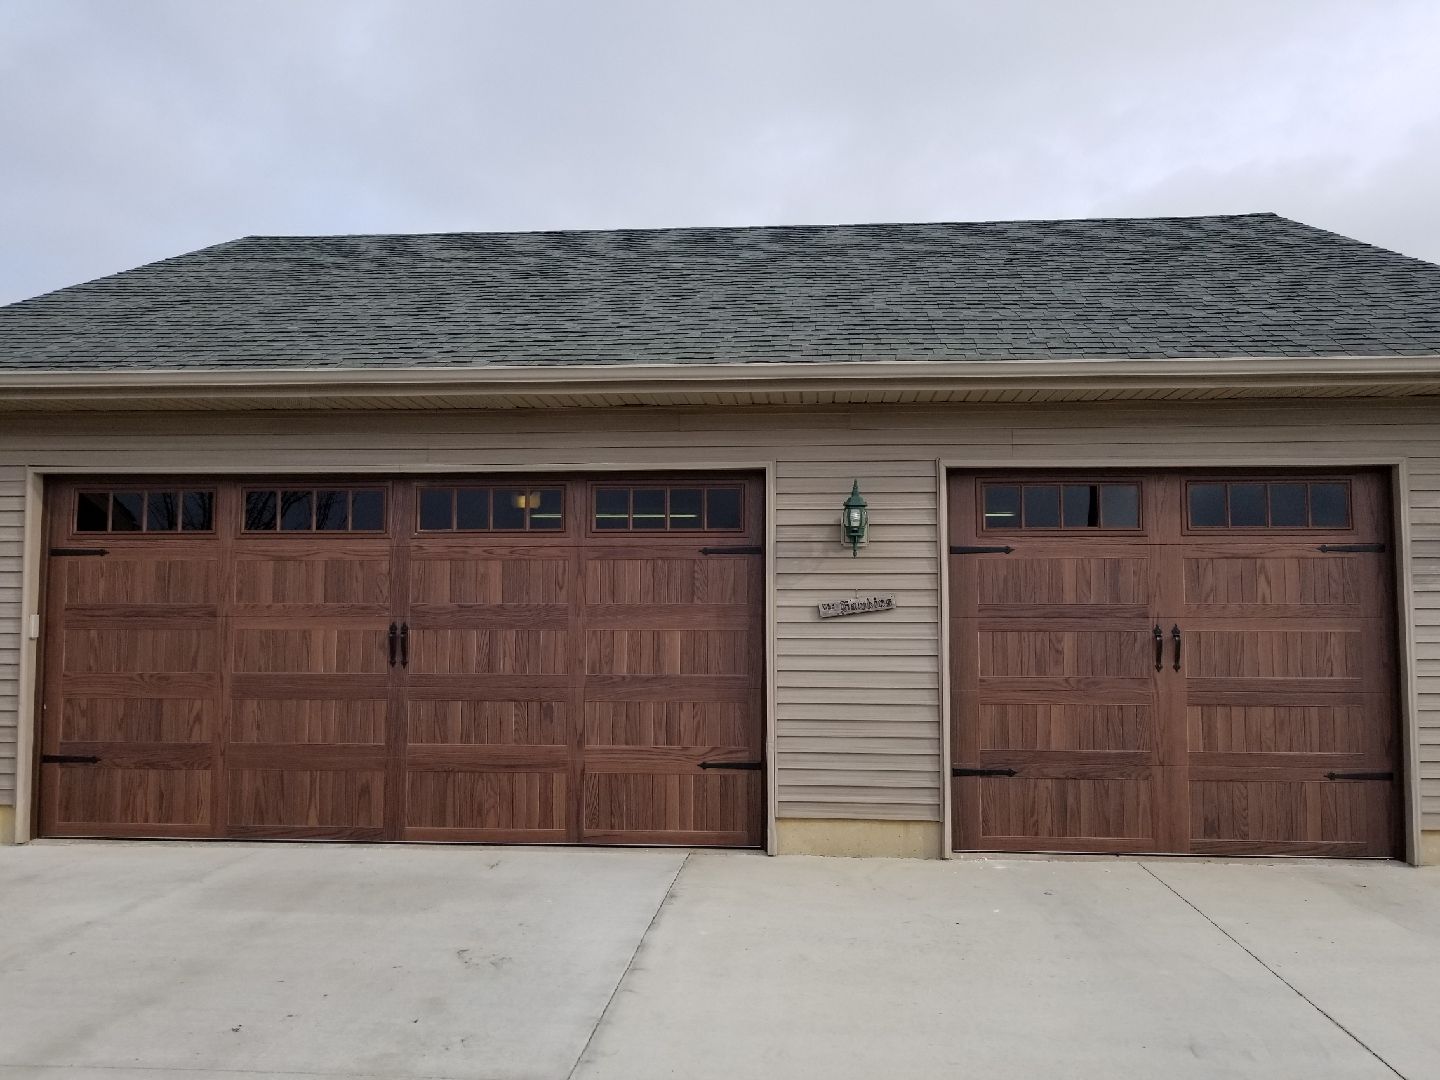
[564,851,692,1080]
[1139,862,1407,1080]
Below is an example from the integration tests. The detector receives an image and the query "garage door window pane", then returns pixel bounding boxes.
[315,491,349,531]
[595,488,630,529]
[1268,483,1308,527]
[1100,484,1140,528]
[245,491,277,530]
[280,491,313,531]
[1023,485,1060,528]
[492,490,528,530]
[705,488,742,530]
[455,489,490,530]
[76,492,110,531]
[111,493,143,531]
[182,492,214,531]
[1062,484,1099,527]
[1189,483,1226,527]
[669,489,703,529]
[983,485,1020,528]
[632,489,666,529]
[419,488,454,530]
[145,492,178,532]
[350,490,384,531]
[1310,483,1350,527]
[1228,483,1266,527]
[530,488,564,529]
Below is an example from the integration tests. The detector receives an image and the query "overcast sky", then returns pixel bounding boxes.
[3,0,1439,305]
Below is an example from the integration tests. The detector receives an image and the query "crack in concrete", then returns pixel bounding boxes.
[564,852,691,1080]
[1139,862,1407,1080]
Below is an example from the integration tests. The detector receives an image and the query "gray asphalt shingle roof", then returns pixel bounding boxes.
[3,213,1439,371]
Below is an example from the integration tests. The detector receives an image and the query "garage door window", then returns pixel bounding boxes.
[1187,480,1351,529]
[76,489,215,533]
[593,485,743,531]
[982,482,1139,530]
[417,486,564,531]
[244,488,386,532]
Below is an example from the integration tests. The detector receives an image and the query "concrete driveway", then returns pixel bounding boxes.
[0,844,1436,1080]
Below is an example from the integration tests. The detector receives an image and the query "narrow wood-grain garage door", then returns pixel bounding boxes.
[948,470,1401,858]
[39,476,765,846]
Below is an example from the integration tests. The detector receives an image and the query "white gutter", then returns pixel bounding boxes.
[1,354,1438,403]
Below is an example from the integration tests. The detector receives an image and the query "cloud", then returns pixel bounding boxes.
[2,0,1438,303]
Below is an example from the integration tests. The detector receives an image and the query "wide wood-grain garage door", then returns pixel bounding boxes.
[39,476,765,846]
[948,469,1401,858]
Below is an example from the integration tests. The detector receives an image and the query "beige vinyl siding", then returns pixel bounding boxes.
[2,396,1440,829]
[0,466,23,804]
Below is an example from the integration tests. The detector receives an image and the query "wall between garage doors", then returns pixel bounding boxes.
[2,397,1440,858]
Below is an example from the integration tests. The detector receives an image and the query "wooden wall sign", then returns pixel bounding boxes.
[817,595,896,619]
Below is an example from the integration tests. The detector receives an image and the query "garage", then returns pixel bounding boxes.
[948,469,1402,857]
[38,475,766,846]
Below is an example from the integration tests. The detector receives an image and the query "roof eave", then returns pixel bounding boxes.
[2,354,1440,409]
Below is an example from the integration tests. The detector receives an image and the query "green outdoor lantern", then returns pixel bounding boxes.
[841,480,869,556]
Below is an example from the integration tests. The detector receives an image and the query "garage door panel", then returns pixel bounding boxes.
[232,555,390,611]
[584,557,754,605]
[61,557,219,607]
[979,702,1156,754]
[582,772,760,841]
[63,626,219,675]
[408,628,569,676]
[231,626,392,675]
[1187,701,1383,760]
[227,768,386,829]
[52,766,211,830]
[1190,778,1394,856]
[975,555,1152,610]
[585,629,754,676]
[970,774,1160,850]
[584,699,757,748]
[404,770,567,835]
[976,629,1153,679]
[1183,553,1364,613]
[407,698,568,746]
[60,696,212,743]
[229,697,388,745]
[1183,628,1365,682]
[408,555,570,606]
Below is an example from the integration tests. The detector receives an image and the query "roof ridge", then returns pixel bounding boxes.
[233,212,1286,243]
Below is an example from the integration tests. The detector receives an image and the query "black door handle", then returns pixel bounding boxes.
[388,623,399,667]
[399,622,409,668]
[1153,625,1163,671]
[1171,624,1182,672]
